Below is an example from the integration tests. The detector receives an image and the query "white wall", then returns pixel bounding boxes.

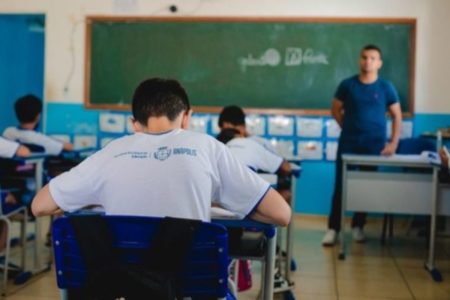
[1,0,450,113]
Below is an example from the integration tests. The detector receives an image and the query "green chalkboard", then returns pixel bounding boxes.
[85,17,416,114]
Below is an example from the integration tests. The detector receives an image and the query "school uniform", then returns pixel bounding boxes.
[0,137,20,158]
[3,127,63,155]
[227,137,283,173]
[49,129,270,221]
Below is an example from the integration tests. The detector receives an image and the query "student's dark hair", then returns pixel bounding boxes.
[218,105,246,128]
[216,128,240,144]
[361,44,382,59]
[14,94,42,123]
[132,78,190,125]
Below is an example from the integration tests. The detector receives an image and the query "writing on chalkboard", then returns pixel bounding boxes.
[239,47,329,71]
[85,17,416,114]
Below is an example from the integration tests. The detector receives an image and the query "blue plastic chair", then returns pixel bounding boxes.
[381,137,436,244]
[52,215,236,300]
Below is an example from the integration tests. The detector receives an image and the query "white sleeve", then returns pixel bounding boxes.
[0,138,20,158]
[49,151,105,212]
[29,132,64,155]
[215,146,271,219]
[3,128,63,155]
[252,142,283,173]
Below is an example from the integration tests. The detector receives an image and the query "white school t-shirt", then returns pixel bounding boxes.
[227,137,283,173]
[0,137,19,158]
[49,129,270,221]
[3,127,64,155]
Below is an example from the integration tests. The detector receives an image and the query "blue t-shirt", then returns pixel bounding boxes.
[335,75,399,139]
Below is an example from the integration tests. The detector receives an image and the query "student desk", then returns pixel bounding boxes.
[339,154,448,281]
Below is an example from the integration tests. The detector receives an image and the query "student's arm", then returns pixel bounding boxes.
[381,102,402,156]
[277,160,291,176]
[63,142,74,151]
[249,188,291,226]
[31,184,61,217]
[331,98,344,128]
[15,145,31,157]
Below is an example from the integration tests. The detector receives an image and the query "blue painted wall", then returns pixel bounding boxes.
[0,14,45,132]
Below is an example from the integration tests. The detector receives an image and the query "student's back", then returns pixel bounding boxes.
[50,128,268,221]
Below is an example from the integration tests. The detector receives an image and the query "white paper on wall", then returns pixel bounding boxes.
[326,119,341,138]
[326,141,338,161]
[297,117,323,137]
[189,116,209,133]
[387,120,413,139]
[100,137,115,148]
[74,135,97,149]
[272,139,294,158]
[99,113,126,133]
[246,115,265,136]
[50,134,71,144]
[268,116,294,136]
[211,116,220,135]
[297,141,323,160]
[126,115,134,133]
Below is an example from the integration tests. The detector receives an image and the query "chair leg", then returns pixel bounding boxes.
[381,214,388,245]
[388,215,394,239]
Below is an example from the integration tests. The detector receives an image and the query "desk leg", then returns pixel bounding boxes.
[425,167,443,282]
[34,161,43,270]
[284,176,297,282]
[339,161,347,260]
[262,228,276,300]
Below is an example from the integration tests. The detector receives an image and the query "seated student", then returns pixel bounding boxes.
[218,105,292,201]
[3,94,73,156]
[32,78,291,227]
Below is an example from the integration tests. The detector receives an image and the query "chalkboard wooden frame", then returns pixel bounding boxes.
[84,17,416,116]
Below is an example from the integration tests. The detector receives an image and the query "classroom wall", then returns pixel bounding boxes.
[1,1,449,215]
[1,0,449,113]
[0,14,45,132]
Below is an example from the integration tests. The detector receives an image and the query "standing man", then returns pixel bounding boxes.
[322,44,402,246]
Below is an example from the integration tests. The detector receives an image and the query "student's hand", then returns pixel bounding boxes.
[63,142,74,151]
[15,145,31,157]
[439,148,449,168]
[380,142,398,156]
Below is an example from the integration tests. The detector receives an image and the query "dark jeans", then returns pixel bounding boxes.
[328,135,385,231]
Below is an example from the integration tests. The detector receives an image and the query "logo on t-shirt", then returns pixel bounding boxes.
[154,146,172,161]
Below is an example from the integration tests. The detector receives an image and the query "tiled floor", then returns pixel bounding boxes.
[3,215,450,299]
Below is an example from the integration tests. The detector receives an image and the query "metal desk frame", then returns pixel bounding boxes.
[339,154,443,281]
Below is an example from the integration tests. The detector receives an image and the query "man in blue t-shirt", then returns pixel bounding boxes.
[322,44,402,246]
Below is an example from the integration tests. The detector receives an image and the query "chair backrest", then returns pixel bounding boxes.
[396,138,436,155]
[52,215,229,298]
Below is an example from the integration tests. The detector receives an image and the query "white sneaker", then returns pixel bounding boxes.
[322,229,337,246]
[352,227,366,243]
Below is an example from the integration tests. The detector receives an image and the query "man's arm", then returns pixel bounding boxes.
[249,188,291,226]
[331,98,344,128]
[381,103,402,156]
[31,184,61,217]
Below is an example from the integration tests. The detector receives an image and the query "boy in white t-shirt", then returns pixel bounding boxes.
[32,78,291,226]
[3,94,73,155]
